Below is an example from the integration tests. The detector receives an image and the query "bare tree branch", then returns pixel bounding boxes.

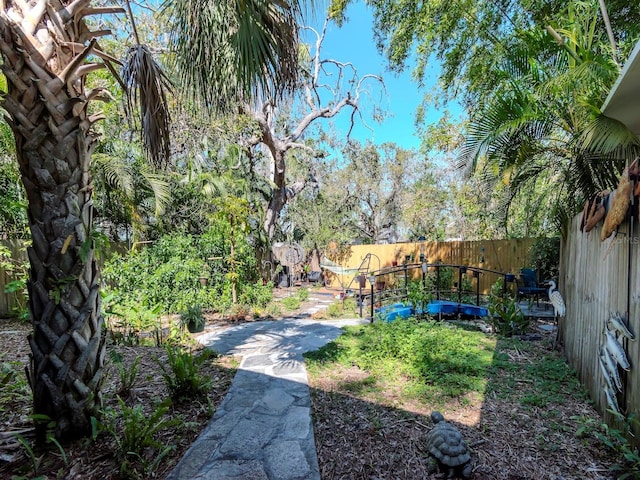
[240,14,386,241]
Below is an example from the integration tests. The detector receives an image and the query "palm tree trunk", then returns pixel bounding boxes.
[0,3,106,442]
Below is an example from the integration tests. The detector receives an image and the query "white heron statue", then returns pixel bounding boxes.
[546,280,566,318]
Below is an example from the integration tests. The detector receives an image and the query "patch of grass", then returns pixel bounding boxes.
[305,340,345,364]
[325,298,358,318]
[338,375,378,395]
[305,319,496,405]
[281,295,301,311]
[307,319,586,417]
[487,338,585,407]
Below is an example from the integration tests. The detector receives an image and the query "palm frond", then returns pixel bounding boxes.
[162,0,308,112]
[93,147,171,221]
[458,86,552,173]
[93,154,136,197]
[121,45,173,169]
[579,114,640,156]
[142,172,171,217]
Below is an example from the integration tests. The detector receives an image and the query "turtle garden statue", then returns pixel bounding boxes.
[424,411,472,478]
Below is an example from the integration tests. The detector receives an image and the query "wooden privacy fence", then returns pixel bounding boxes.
[1,238,539,317]
[324,238,538,294]
[562,215,640,426]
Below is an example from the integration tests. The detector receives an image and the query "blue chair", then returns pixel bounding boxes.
[516,269,547,304]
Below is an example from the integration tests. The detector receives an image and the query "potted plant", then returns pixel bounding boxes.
[181,305,206,333]
[199,266,210,286]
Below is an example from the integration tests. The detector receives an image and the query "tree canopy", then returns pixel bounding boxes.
[327,0,640,233]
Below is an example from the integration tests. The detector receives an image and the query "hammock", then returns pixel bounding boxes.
[320,254,380,292]
[320,257,363,276]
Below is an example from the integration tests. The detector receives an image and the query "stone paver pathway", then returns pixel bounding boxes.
[167,292,368,480]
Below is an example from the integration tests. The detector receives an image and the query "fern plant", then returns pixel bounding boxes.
[155,345,215,401]
[109,350,140,397]
[13,415,68,478]
[102,397,178,478]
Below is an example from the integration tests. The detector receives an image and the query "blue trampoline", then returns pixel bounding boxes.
[376,303,413,321]
[376,300,488,322]
[426,300,488,317]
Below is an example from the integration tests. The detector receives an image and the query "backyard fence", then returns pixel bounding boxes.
[1,237,539,318]
[324,238,538,294]
[561,215,639,426]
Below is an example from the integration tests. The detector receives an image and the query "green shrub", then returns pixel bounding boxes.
[238,280,273,308]
[264,303,282,318]
[325,298,357,318]
[102,225,266,315]
[103,299,163,346]
[326,302,342,317]
[487,278,528,336]
[427,265,454,292]
[281,296,302,311]
[297,288,310,301]
[102,398,178,478]
[342,297,357,315]
[155,345,215,401]
[407,280,433,312]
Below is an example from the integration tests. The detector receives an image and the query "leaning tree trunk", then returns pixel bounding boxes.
[263,151,310,242]
[0,2,110,441]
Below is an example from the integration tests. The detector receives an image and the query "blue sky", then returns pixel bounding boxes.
[307,1,458,152]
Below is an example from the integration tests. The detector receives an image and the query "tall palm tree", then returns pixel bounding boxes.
[0,0,308,441]
[163,0,306,112]
[458,3,637,234]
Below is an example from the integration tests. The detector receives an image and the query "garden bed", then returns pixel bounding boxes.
[0,318,237,479]
[1,296,628,479]
[306,320,621,480]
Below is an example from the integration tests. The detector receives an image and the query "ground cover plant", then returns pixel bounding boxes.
[0,319,236,479]
[305,319,496,404]
[305,317,627,479]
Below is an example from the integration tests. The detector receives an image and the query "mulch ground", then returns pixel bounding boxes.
[308,331,619,480]
[0,318,238,479]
